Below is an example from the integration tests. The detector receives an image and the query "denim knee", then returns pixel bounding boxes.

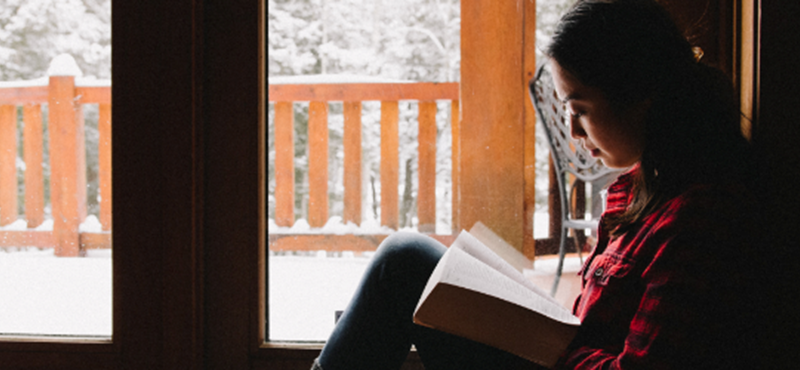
[372,232,446,272]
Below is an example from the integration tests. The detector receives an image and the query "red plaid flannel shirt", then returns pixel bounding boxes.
[555,166,758,369]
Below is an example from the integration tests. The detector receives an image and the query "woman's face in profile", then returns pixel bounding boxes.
[550,60,649,169]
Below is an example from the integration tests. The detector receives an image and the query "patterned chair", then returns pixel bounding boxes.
[529,63,625,296]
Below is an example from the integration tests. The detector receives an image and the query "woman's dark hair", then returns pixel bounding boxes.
[546,0,753,236]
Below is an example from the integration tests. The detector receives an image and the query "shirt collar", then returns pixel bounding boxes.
[605,163,639,212]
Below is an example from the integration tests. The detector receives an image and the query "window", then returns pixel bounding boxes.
[0,0,112,339]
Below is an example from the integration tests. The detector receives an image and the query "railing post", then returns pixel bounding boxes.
[0,105,17,226]
[48,54,85,257]
[98,103,112,231]
[23,104,45,228]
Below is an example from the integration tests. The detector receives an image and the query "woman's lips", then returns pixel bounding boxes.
[589,148,600,157]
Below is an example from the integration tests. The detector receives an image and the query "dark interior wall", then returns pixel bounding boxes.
[753,2,800,368]
[658,0,733,76]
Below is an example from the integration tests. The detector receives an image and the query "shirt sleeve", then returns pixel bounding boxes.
[558,231,746,369]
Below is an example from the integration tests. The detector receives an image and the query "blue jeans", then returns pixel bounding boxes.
[317,232,538,370]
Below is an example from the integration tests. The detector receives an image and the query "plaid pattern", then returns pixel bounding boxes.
[556,166,755,369]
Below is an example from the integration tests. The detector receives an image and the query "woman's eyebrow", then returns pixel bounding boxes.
[561,93,582,104]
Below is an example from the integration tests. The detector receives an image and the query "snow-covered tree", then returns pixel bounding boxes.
[1,0,111,218]
[0,0,110,80]
[268,0,574,230]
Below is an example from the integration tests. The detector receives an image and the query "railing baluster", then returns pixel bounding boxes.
[451,99,460,233]
[308,101,329,228]
[417,101,436,233]
[274,101,295,227]
[0,105,17,226]
[380,100,399,229]
[98,103,112,231]
[343,101,361,225]
[23,104,44,229]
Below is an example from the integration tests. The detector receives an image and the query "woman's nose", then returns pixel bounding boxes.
[569,115,586,139]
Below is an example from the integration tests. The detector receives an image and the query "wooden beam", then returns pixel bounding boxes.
[268,233,458,252]
[0,86,48,105]
[48,76,82,257]
[460,0,526,251]
[75,87,111,104]
[523,0,538,258]
[268,83,458,102]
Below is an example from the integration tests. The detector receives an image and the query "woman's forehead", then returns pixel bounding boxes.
[550,60,601,104]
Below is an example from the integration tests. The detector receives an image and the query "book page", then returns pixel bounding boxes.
[452,231,562,307]
[469,221,532,272]
[438,247,578,325]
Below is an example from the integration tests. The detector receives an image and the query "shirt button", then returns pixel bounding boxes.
[594,267,604,277]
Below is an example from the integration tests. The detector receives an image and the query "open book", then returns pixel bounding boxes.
[413,223,580,368]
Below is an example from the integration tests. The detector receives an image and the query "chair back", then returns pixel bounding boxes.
[529,63,623,183]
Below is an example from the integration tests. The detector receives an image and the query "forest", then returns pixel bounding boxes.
[267,0,575,233]
[1,0,111,218]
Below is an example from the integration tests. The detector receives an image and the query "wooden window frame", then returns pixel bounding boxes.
[0,0,778,369]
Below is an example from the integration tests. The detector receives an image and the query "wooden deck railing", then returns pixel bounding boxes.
[268,81,461,251]
[0,58,111,256]
[268,80,583,256]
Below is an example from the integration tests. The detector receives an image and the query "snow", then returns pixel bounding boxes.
[0,70,109,88]
[0,76,48,88]
[0,212,577,341]
[47,53,83,77]
[0,248,112,337]
[267,211,585,341]
[268,244,584,342]
[0,216,112,337]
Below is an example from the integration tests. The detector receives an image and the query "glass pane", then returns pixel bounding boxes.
[267,0,461,342]
[0,0,112,338]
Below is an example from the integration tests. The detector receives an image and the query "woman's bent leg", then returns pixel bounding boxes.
[316,232,446,370]
[316,232,539,370]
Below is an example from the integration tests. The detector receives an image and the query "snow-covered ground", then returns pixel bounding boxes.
[0,212,585,342]
[268,211,586,341]
[0,248,112,337]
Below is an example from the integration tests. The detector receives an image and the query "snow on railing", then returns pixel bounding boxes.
[269,74,460,253]
[0,54,111,256]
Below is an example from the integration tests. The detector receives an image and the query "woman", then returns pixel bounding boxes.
[313,0,760,368]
